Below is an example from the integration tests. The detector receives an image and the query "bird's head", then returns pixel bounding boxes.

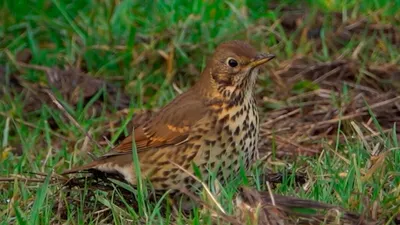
[200,40,275,101]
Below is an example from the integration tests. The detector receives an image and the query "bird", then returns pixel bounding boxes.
[62,40,275,193]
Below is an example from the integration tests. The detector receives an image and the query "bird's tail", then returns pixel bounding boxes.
[61,160,101,175]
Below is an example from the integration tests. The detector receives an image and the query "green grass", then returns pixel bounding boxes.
[1,0,400,224]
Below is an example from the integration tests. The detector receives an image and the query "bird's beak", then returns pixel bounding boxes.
[249,53,275,68]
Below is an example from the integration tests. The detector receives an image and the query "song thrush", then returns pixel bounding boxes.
[63,40,275,193]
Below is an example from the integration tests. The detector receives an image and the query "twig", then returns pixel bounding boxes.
[313,66,342,83]
[263,108,300,126]
[259,127,291,135]
[343,81,381,95]
[275,136,320,154]
[0,112,72,141]
[303,112,368,128]
[44,89,100,159]
[287,60,347,83]
[0,177,46,183]
[355,96,400,113]
[285,89,333,102]
[266,181,276,206]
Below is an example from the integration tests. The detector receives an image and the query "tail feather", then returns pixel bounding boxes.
[61,161,101,175]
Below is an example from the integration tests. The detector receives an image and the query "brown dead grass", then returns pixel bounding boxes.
[258,57,400,158]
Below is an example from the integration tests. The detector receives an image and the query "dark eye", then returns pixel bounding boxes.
[227,58,238,67]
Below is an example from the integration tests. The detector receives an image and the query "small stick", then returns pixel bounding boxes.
[44,89,100,160]
[266,181,276,206]
[263,108,300,126]
[0,112,72,141]
[275,136,320,154]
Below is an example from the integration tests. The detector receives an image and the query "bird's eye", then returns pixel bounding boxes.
[227,58,238,67]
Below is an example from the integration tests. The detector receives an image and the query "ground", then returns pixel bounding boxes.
[0,1,399,224]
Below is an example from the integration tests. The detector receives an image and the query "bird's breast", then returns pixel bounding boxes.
[189,98,259,177]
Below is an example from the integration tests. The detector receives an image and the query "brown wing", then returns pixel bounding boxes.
[101,91,208,157]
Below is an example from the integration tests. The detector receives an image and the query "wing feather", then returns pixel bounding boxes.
[101,91,208,158]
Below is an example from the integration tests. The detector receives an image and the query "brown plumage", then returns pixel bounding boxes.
[62,40,275,192]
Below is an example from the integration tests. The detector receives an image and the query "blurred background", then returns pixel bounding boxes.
[0,0,399,224]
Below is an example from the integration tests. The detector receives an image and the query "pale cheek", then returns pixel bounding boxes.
[249,68,259,83]
[236,68,256,85]
[251,68,259,76]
